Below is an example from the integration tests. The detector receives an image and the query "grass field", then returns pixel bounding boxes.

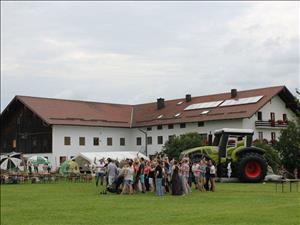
[1,181,299,225]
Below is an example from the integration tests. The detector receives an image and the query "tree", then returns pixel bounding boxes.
[275,118,300,174]
[162,132,205,160]
[253,141,281,174]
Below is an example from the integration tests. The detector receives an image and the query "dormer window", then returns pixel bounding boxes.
[201,110,209,115]
[174,113,181,117]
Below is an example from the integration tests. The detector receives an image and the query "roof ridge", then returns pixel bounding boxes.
[134,85,285,106]
[16,95,133,107]
[15,85,285,108]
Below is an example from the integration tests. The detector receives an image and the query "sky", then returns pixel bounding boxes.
[1,1,299,111]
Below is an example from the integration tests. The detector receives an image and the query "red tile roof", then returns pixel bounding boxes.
[2,86,296,128]
[16,97,133,127]
[132,86,286,127]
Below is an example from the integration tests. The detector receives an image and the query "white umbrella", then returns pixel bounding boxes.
[0,156,22,170]
[9,152,22,158]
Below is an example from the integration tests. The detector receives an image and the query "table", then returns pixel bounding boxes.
[275,179,299,192]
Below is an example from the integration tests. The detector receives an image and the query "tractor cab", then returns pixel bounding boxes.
[213,128,254,159]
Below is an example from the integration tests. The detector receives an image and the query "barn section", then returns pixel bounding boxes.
[0,97,52,154]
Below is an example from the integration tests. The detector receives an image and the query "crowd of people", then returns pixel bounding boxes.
[94,154,217,196]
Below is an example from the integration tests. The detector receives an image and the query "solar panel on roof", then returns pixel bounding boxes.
[184,100,223,111]
[220,95,263,107]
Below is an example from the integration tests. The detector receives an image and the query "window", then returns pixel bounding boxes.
[180,123,186,128]
[257,111,262,121]
[64,137,71,146]
[168,124,174,129]
[147,127,152,131]
[136,137,142,146]
[168,135,175,142]
[107,137,113,146]
[271,132,276,141]
[147,136,152,145]
[283,114,287,122]
[79,137,85,146]
[174,113,181,117]
[120,138,125,146]
[93,137,99,146]
[258,132,263,140]
[157,125,163,130]
[157,136,163,144]
[270,112,275,121]
[198,121,204,127]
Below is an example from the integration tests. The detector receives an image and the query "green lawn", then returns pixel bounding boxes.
[1,181,299,225]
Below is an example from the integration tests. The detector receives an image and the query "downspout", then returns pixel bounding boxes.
[130,107,134,128]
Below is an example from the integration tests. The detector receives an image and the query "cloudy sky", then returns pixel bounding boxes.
[1,1,299,110]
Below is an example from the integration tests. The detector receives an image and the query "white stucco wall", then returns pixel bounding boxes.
[49,119,243,167]
[52,125,133,168]
[243,95,297,141]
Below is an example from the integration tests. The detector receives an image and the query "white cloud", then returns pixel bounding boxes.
[1,1,299,110]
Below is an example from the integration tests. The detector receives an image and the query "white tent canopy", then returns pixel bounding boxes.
[73,151,149,169]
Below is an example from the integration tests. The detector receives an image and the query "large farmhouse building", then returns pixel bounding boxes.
[1,86,299,169]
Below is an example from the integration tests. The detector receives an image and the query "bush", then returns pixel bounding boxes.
[253,142,281,174]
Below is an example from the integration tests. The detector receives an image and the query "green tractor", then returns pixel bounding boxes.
[180,128,268,182]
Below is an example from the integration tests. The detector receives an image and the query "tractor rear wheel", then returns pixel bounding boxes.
[237,152,267,182]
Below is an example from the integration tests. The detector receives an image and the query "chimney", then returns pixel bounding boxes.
[185,94,192,102]
[231,89,237,98]
[157,98,165,110]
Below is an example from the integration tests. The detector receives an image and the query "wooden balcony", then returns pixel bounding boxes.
[255,120,288,128]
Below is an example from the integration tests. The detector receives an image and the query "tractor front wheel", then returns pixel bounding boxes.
[237,152,267,182]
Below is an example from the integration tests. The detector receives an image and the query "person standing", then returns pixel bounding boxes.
[180,159,191,194]
[199,159,206,192]
[27,160,32,175]
[47,163,52,174]
[209,160,216,192]
[171,161,184,196]
[107,158,117,188]
[155,160,163,196]
[122,161,134,195]
[227,159,232,178]
[148,162,156,192]
[163,160,171,193]
[204,161,211,191]
[144,161,150,191]
[33,164,38,174]
[95,158,106,186]
[192,161,201,190]
[138,157,146,193]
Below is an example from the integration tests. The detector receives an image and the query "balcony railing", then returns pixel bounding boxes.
[255,120,288,128]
